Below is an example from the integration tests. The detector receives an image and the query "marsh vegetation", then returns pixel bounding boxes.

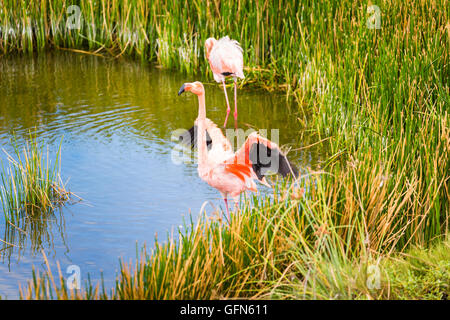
[0,0,448,299]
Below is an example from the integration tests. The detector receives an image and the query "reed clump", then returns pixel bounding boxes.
[10,0,449,299]
[0,133,71,224]
[1,1,445,94]
[19,160,449,299]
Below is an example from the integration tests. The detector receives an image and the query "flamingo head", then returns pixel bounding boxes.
[204,37,217,59]
[178,81,204,96]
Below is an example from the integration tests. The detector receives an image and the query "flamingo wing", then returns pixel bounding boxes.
[248,141,298,179]
[223,162,257,193]
[224,163,252,182]
[233,132,299,180]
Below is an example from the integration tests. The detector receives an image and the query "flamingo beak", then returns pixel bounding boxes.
[178,84,186,96]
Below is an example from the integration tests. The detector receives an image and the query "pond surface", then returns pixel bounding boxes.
[0,52,321,298]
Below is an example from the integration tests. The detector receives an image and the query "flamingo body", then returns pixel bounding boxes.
[205,36,245,128]
[191,117,256,199]
[178,82,298,216]
[205,36,245,83]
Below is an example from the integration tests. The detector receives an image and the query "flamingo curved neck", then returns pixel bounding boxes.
[197,93,206,119]
[196,93,207,166]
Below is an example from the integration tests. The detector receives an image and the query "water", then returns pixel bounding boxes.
[0,52,321,298]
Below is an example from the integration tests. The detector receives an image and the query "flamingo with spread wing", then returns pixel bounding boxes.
[178,81,297,216]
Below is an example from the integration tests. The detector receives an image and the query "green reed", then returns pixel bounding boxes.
[19,174,449,299]
[0,133,70,224]
[0,1,443,89]
[5,0,448,299]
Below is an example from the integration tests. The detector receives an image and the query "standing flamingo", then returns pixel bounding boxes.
[205,36,244,129]
[178,81,297,216]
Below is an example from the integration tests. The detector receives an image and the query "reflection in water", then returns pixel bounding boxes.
[1,209,67,269]
[0,52,322,298]
[0,52,314,150]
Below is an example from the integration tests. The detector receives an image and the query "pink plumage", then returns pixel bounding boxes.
[205,36,245,82]
[205,36,245,128]
[178,81,297,218]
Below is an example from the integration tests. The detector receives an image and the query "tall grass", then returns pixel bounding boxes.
[0,133,71,224]
[1,1,445,91]
[19,173,449,300]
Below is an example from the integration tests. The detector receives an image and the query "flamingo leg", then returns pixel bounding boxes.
[223,196,230,221]
[222,80,231,128]
[233,77,238,129]
[233,197,239,210]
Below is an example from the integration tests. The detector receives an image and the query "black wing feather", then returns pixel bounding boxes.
[249,142,298,180]
[178,125,212,150]
[178,128,298,179]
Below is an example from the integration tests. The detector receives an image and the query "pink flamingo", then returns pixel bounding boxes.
[178,81,297,216]
[205,36,244,128]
